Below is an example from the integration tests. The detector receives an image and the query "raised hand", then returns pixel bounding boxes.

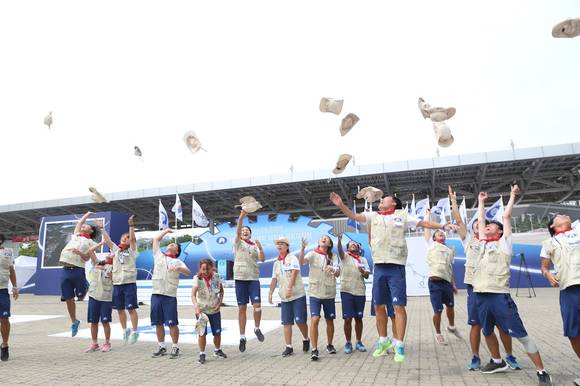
[448,185,456,200]
[329,192,343,207]
[301,238,308,249]
[511,184,520,195]
[478,192,488,202]
[128,215,135,226]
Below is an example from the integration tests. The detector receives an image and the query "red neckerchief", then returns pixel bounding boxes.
[346,251,361,263]
[199,272,213,289]
[118,243,129,251]
[163,252,177,259]
[277,253,288,262]
[554,227,572,236]
[78,233,92,239]
[242,239,256,246]
[482,235,501,243]
[378,209,395,216]
[314,248,329,265]
[435,240,446,245]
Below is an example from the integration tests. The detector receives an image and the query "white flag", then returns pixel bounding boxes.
[414,198,430,220]
[459,197,468,225]
[171,194,183,222]
[485,196,504,223]
[410,194,416,216]
[192,196,209,227]
[433,197,450,224]
[158,200,169,230]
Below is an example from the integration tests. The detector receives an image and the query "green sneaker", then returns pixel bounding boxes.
[394,343,405,363]
[372,338,393,358]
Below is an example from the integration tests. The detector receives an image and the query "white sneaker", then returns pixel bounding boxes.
[446,326,462,339]
[435,334,447,345]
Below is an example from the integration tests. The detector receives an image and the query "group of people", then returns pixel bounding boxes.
[0,186,579,386]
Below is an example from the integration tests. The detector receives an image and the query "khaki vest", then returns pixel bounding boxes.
[88,265,113,302]
[369,210,408,265]
[340,254,367,296]
[59,235,97,268]
[307,251,338,299]
[152,253,182,297]
[273,256,306,302]
[542,233,580,291]
[0,248,14,290]
[112,247,138,285]
[233,240,260,280]
[463,236,480,285]
[426,242,454,283]
[195,274,222,315]
[473,240,511,293]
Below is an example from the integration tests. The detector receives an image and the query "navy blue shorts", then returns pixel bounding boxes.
[281,296,308,325]
[87,297,113,324]
[150,294,179,326]
[372,263,407,307]
[370,293,395,317]
[0,289,10,319]
[466,284,480,325]
[341,292,366,320]
[201,312,222,336]
[112,283,139,310]
[428,279,454,314]
[235,280,261,305]
[475,293,528,338]
[560,285,580,338]
[310,296,336,320]
[60,267,88,301]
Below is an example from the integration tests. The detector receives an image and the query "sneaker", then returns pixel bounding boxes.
[446,326,462,339]
[85,343,100,353]
[198,353,206,364]
[129,331,140,345]
[326,344,337,354]
[71,320,81,337]
[0,345,9,362]
[537,371,553,386]
[169,346,180,359]
[355,341,367,352]
[152,346,167,358]
[239,337,247,352]
[505,354,522,370]
[344,342,353,354]
[101,342,112,352]
[302,339,310,353]
[481,359,509,374]
[213,349,227,359]
[282,347,294,357]
[394,343,405,363]
[254,328,265,342]
[435,334,447,345]
[573,378,580,386]
[468,356,481,371]
[372,338,394,358]
[123,328,131,344]
[195,313,208,337]
[310,349,319,361]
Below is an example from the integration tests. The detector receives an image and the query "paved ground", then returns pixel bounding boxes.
[1,288,578,386]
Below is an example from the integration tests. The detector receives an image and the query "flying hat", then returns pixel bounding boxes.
[134,146,142,158]
[89,187,108,203]
[236,196,263,213]
[552,18,580,38]
[274,237,290,246]
[44,112,53,130]
[356,186,383,203]
[183,131,205,154]
[333,154,353,175]
[319,97,344,115]
[195,312,209,336]
[433,121,454,148]
[418,97,456,122]
[340,113,359,136]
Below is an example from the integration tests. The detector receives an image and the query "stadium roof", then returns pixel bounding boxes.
[1,142,579,236]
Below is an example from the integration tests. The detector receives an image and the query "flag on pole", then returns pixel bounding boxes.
[459,197,468,224]
[404,202,409,214]
[414,198,430,220]
[432,197,450,224]
[192,196,209,227]
[410,194,416,216]
[171,194,183,222]
[485,196,504,222]
[158,200,169,230]
[347,200,361,233]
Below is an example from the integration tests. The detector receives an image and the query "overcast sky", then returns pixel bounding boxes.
[1,1,579,206]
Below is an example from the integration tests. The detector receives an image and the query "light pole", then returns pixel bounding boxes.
[526,213,535,232]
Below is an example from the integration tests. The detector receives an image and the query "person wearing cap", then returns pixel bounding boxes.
[234,210,266,352]
[337,234,370,354]
[192,259,227,364]
[299,235,340,361]
[423,209,461,346]
[59,211,100,337]
[268,237,310,357]
[150,229,191,359]
[0,234,18,361]
[100,216,141,345]
[448,185,521,371]
[85,242,114,353]
[330,192,457,363]
[540,214,580,386]
[474,186,552,386]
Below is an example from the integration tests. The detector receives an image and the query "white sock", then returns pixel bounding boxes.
[537,369,546,374]
[378,336,387,343]
[158,342,165,348]
[492,358,502,364]
[286,344,292,348]
[240,335,246,340]
[172,343,178,348]
[200,351,205,355]
[448,325,456,330]
[393,338,401,346]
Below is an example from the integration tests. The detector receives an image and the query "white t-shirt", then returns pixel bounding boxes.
[304,250,340,270]
[272,255,301,278]
[540,229,580,258]
[361,211,420,228]
[478,235,512,256]
[0,247,15,290]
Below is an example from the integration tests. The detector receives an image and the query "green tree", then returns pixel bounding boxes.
[19,242,38,257]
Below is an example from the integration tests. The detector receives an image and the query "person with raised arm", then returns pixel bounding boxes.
[150,229,191,359]
[330,192,457,362]
[233,210,266,352]
[0,234,18,361]
[473,186,552,386]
